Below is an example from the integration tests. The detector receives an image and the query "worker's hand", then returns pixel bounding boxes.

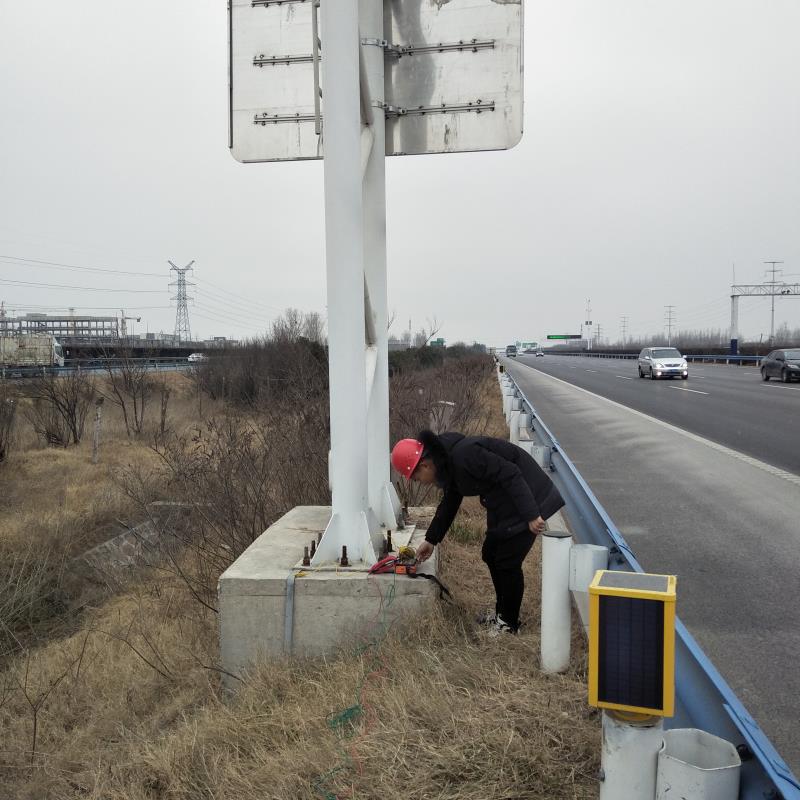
[416,541,435,563]
[528,516,545,535]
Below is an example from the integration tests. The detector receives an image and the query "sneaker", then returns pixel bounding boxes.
[475,608,497,626]
[487,615,516,638]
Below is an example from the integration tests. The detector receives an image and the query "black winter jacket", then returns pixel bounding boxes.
[421,430,565,545]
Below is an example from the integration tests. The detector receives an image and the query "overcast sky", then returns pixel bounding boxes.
[1,0,798,346]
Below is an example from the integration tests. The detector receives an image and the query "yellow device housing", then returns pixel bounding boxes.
[588,570,676,717]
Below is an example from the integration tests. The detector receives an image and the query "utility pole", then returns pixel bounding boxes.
[584,298,593,350]
[169,260,195,343]
[664,305,676,346]
[764,261,784,345]
[620,316,629,347]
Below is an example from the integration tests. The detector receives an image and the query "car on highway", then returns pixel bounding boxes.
[505,345,518,357]
[761,349,800,382]
[535,351,544,357]
[637,347,688,380]
[187,352,208,363]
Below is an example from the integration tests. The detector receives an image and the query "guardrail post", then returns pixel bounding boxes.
[540,530,572,673]
[509,408,520,444]
[600,711,663,800]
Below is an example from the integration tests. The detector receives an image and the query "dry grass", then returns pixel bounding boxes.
[0,534,598,800]
[0,373,217,556]
[0,365,600,800]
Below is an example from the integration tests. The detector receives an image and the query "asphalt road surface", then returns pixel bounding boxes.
[514,353,800,475]
[503,354,800,775]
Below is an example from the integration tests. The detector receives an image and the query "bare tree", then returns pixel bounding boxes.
[99,350,153,437]
[302,311,326,344]
[0,387,16,464]
[24,369,95,446]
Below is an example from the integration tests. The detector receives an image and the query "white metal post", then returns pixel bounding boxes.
[540,530,572,673]
[729,294,739,348]
[600,711,663,800]
[313,0,377,566]
[361,0,402,533]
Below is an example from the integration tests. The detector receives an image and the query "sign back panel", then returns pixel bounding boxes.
[229,0,523,163]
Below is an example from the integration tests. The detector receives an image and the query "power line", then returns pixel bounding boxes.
[0,278,164,293]
[0,254,163,277]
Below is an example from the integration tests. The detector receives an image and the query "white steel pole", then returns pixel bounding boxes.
[600,711,664,800]
[540,530,572,673]
[313,0,375,566]
[729,295,739,350]
[361,0,402,532]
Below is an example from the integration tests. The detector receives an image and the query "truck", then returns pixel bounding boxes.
[505,344,518,357]
[0,335,65,370]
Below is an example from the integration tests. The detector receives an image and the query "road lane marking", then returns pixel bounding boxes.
[615,376,633,380]
[510,364,800,488]
[765,383,800,390]
[585,369,598,373]
[668,386,709,395]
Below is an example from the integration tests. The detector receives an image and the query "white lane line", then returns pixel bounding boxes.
[668,385,709,396]
[765,382,800,391]
[585,369,599,373]
[521,368,800,488]
[615,375,633,380]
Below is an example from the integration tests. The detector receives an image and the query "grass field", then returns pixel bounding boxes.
[0,366,600,800]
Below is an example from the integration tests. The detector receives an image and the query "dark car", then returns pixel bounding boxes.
[761,349,800,382]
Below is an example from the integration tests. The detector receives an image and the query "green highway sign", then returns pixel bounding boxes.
[547,334,583,340]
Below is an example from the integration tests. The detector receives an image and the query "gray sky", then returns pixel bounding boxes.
[1,0,798,346]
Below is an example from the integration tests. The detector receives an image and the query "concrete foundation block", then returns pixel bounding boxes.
[218,506,438,683]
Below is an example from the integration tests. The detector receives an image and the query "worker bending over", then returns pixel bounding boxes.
[391,430,565,635]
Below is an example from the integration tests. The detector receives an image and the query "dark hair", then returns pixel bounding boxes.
[417,430,449,487]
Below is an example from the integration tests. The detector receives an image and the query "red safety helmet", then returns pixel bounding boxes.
[391,438,424,479]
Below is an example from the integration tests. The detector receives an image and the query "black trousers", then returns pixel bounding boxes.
[481,530,536,631]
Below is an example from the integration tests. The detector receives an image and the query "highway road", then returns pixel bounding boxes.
[502,354,800,776]
[515,353,800,475]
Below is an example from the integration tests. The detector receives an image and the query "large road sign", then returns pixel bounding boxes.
[547,334,583,340]
[229,0,523,162]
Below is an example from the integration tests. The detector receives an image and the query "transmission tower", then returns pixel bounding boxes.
[763,260,784,345]
[620,316,629,346]
[169,260,195,342]
[664,305,676,346]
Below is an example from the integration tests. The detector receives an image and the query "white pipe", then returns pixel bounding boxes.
[569,544,609,635]
[540,530,572,673]
[601,711,664,800]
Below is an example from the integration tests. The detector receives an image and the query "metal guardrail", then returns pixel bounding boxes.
[535,351,763,365]
[503,370,799,800]
[0,357,194,380]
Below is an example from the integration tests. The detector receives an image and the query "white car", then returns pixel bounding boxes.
[187,352,207,363]
[638,347,688,380]
[535,351,544,358]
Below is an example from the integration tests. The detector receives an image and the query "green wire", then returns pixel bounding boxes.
[312,578,397,798]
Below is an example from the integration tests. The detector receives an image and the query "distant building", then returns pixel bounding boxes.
[0,313,118,338]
